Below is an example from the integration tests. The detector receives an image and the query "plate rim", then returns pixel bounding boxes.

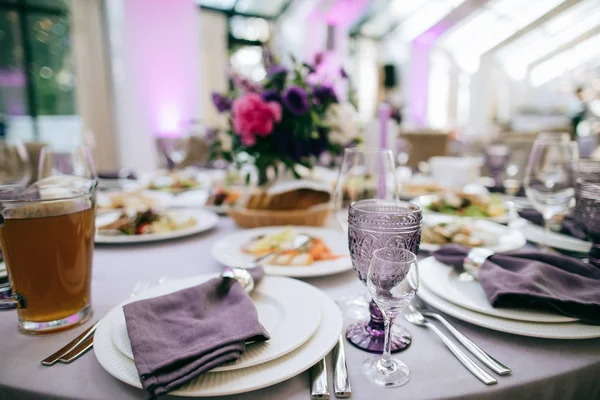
[95,209,219,244]
[94,275,343,396]
[211,226,352,278]
[411,195,509,224]
[109,275,323,372]
[419,257,577,323]
[418,283,600,339]
[509,217,591,253]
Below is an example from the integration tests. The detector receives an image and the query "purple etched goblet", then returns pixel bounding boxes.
[575,182,600,266]
[347,199,422,353]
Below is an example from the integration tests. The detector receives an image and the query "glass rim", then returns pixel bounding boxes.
[343,147,395,155]
[372,247,417,264]
[349,199,422,215]
[0,180,98,205]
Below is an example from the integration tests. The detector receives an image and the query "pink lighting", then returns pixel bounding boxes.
[123,0,201,139]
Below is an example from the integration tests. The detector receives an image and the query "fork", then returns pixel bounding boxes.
[413,298,510,375]
[404,304,498,385]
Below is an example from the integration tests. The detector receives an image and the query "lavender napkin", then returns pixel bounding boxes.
[518,208,588,240]
[433,244,600,324]
[123,268,270,398]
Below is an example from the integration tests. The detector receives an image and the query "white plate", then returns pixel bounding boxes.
[412,194,510,224]
[509,217,592,253]
[212,226,352,278]
[94,275,343,397]
[95,209,219,244]
[419,214,526,253]
[418,282,600,339]
[110,275,322,372]
[419,257,577,323]
[0,261,6,279]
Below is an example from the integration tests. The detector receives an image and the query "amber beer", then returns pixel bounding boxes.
[0,181,95,334]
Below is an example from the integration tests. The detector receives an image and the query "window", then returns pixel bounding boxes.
[0,0,74,139]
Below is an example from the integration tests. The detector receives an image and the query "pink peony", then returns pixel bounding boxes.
[232,93,282,146]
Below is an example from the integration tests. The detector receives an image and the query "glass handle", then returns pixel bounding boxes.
[0,288,23,311]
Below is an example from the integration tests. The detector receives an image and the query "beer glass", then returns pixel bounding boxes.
[0,177,96,334]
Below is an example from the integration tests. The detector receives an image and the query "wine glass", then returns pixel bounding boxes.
[501,148,528,197]
[347,199,421,354]
[523,136,578,244]
[333,148,397,231]
[484,144,509,187]
[38,146,98,181]
[157,135,190,171]
[333,148,397,319]
[0,139,31,192]
[363,247,418,387]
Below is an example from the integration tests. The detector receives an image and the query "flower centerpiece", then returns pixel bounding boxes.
[210,54,359,186]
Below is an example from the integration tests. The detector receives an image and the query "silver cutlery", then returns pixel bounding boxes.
[404,305,498,385]
[310,358,330,399]
[41,281,150,366]
[332,335,351,398]
[413,298,511,375]
[41,321,100,366]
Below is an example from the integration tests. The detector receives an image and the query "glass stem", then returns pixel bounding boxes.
[380,316,394,370]
[542,211,554,250]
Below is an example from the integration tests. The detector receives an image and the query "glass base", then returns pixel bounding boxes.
[346,320,411,353]
[18,304,92,335]
[362,355,410,387]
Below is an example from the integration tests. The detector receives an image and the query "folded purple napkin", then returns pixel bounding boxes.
[433,244,600,324]
[518,208,587,240]
[123,268,270,398]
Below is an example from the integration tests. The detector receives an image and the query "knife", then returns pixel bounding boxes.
[41,321,99,366]
[58,335,95,364]
[332,335,351,398]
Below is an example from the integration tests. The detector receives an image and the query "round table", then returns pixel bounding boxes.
[1,217,599,400]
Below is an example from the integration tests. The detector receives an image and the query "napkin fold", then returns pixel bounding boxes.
[433,244,600,324]
[518,208,588,241]
[123,268,270,398]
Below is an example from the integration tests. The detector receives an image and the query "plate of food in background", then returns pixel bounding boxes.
[211,226,351,277]
[420,214,526,252]
[412,192,509,223]
[96,190,172,214]
[95,208,218,244]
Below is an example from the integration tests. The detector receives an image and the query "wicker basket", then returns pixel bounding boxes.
[228,203,332,228]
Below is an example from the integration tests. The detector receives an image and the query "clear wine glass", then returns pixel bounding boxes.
[38,146,98,181]
[501,148,528,197]
[333,148,398,231]
[363,247,418,387]
[157,135,190,171]
[333,148,397,320]
[0,139,31,192]
[523,136,578,244]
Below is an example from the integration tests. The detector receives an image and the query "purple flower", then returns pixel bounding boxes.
[262,89,281,103]
[211,92,231,113]
[267,65,288,77]
[340,67,348,79]
[283,86,310,116]
[312,84,338,105]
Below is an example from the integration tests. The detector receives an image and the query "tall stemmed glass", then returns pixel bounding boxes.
[363,248,418,387]
[347,199,422,353]
[333,148,397,318]
[0,139,30,192]
[38,146,98,181]
[523,136,578,244]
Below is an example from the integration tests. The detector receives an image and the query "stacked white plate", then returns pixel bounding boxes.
[94,275,343,396]
[0,261,6,279]
[418,257,600,339]
[509,217,592,253]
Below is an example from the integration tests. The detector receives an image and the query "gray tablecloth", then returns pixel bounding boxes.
[1,217,599,400]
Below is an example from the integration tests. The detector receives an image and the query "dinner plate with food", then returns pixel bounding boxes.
[95,208,219,244]
[96,190,172,214]
[143,170,205,194]
[211,226,352,277]
[420,214,526,252]
[412,192,509,223]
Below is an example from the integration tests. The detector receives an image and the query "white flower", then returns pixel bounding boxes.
[324,103,361,144]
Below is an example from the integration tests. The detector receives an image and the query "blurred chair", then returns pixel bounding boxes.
[399,130,449,169]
